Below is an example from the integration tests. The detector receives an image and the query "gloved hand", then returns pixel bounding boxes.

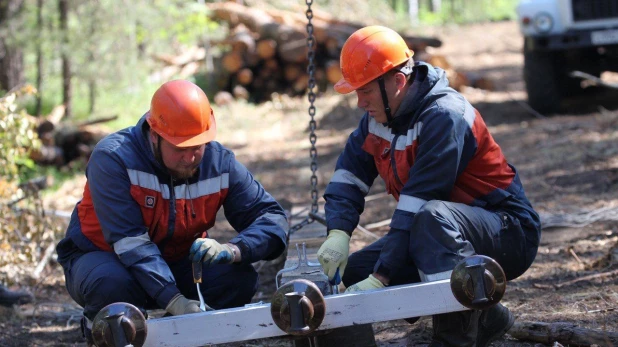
[165,294,212,315]
[317,229,350,284]
[190,238,235,265]
[344,274,385,293]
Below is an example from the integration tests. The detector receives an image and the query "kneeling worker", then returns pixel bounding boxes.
[317,25,541,346]
[56,80,288,344]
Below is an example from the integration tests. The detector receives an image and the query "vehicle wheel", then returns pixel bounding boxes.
[523,46,562,114]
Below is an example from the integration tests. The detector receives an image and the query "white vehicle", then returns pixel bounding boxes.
[517,0,618,113]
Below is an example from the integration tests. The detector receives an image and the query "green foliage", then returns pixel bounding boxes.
[18,0,221,124]
[0,86,56,284]
[0,86,40,185]
[418,0,518,25]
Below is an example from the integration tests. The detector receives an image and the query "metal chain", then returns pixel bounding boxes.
[289,0,319,234]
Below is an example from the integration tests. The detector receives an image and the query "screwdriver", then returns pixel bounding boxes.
[192,261,207,311]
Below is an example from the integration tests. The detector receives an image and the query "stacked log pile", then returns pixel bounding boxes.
[153,2,443,104]
[152,2,495,104]
[29,105,114,167]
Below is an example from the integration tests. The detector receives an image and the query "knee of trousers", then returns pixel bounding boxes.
[82,269,145,318]
[341,251,374,287]
[409,200,456,246]
[208,265,259,309]
[233,268,259,304]
[408,201,473,271]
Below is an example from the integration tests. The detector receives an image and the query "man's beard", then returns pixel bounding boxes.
[168,166,197,179]
[153,137,197,179]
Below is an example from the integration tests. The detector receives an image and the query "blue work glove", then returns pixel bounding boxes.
[317,229,350,285]
[344,274,385,293]
[190,238,235,266]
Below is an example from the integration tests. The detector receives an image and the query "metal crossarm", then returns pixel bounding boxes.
[142,279,466,347]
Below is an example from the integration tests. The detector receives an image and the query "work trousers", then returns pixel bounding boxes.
[342,200,537,287]
[63,251,258,320]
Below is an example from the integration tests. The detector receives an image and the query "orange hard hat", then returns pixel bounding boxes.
[334,26,414,94]
[147,80,216,147]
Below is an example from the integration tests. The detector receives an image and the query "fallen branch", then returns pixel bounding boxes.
[534,269,618,290]
[539,204,618,229]
[509,321,618,346]
[570,70,618,89]
[554,269,618,288]
[32,242,57,279]
[586,307,616,314]
[507,90,547,119]
[308,211,380,240]
[17,302,82,324]
[364,192,389,202]
[365,219,392,230]
[568,247,584,265]
[77,115,118,128]
[355,224,380,240]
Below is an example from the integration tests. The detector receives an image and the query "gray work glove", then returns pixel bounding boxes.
[189,238,235,265]
[165,294,212,316]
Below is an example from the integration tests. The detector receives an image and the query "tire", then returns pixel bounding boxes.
[523,45,562,114]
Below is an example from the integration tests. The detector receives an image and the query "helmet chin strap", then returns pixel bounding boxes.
[152,132,170,175]
[377,75,393,125]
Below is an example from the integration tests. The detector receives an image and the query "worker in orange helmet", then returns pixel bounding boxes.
[56,80,288,345]
[317,25,541,346]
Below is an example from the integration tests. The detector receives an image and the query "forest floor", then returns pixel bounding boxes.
[2,20,618,346]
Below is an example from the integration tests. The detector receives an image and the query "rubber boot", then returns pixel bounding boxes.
[0,285,33,307]
[476,303,515,347]
[428,310,480,347]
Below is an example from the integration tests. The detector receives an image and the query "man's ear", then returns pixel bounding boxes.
[150,130,158,143]
[394,71,408,90]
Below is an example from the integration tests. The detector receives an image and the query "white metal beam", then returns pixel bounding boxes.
[143,279,466,346]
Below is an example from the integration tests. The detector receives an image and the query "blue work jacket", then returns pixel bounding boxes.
[57,114,288,308]
[324,62,541,278]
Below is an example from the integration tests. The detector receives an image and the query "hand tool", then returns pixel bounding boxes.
[192,231,208,312]
[192,261,207,312]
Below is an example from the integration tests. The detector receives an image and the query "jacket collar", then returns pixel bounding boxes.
[135,112,170,176]
[389,62,450,131]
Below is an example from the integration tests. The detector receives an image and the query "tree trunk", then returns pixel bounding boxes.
[408,0,419,26]
[59,0,72,118]
[0,0,25,92]
[431,0,442,12]
[88,3,97,114]
[35,0,43,116]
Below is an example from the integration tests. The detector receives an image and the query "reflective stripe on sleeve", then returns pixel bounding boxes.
[330,169,370,195]
[113,232,152,255]
[396,195,427,213]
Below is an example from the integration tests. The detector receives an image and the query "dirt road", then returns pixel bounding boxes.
[2,20,618,346]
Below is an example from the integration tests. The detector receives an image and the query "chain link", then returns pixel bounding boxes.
[289,0,319,234]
